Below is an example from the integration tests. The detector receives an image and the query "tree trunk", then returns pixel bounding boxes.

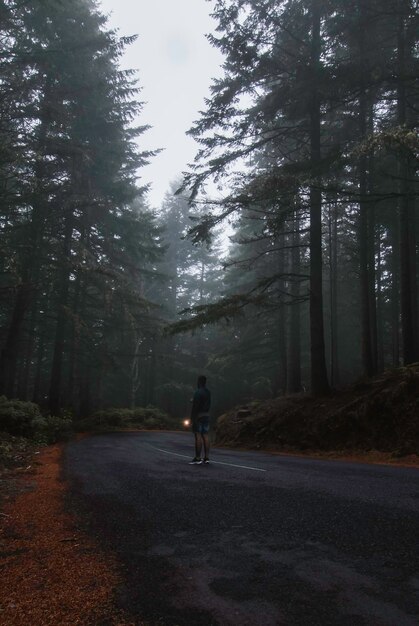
[309,0,329,395]
[288,209,302,393]
[391,211,401,366]
[195,261,206,366]
[67,272,82,409]
[147,334,157,406]
[0,284,32,397]
[97,289,112,411]
[48,210,73,414]
[328,201,339,387]
[130,331,142,409]
[19,289,42,400]
[398,6,418,363]
[376,228,385,371]
[32,331,46,406]
[79,375,91,419]
[358,1,377,377]
[277,232,287,395]
[367,206,378,373]
[359,168,375,377]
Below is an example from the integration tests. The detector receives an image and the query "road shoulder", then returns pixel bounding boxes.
[0,442,143,625]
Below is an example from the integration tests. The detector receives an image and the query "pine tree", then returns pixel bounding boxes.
[0,0,160,413]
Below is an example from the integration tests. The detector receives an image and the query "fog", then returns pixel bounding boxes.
[99,0,223,207]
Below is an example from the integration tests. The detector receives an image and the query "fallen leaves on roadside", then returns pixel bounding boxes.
[0,444,144,626]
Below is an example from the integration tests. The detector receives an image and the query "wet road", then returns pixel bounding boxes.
[64,431,419,625]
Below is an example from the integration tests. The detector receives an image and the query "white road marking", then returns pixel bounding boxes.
[148,445,267,473]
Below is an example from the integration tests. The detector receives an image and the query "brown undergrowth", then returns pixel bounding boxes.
[0,444,142,626]
[216,364,419,462]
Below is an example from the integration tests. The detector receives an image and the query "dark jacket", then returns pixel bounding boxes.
[191,386,211,419]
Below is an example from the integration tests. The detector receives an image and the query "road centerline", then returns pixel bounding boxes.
[147,444,267,472]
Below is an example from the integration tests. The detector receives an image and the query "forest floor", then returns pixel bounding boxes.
[215,363,419,467]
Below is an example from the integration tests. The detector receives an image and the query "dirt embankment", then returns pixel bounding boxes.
[215,364,419,462]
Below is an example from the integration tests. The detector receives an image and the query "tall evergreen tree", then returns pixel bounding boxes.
[0,0,160,414]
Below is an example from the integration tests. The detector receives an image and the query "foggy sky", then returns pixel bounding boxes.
[98,0,223,208]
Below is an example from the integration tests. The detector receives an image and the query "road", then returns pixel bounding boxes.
[64,431,419,626]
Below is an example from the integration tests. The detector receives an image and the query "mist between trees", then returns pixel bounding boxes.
[0,0,418,421]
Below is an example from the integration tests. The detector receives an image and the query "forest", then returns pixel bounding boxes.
[0,0,418,426]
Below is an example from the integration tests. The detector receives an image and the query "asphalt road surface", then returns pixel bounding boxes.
[64,432,419,626]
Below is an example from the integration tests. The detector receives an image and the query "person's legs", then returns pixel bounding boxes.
[194,432,203,459]
[190,418,210,463]
[202,433,210,460]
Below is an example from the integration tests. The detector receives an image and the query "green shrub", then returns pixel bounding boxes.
[34,414,73,444]
[0,396,43,438]
[0,396,73,443]
[0,432,34,468]
[143,417,158,429]
[89,410,125,428]
[80,405,178,432]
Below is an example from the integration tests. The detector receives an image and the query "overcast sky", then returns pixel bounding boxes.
[98,0,224,208]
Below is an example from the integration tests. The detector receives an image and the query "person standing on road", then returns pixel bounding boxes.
[189,375,211,465]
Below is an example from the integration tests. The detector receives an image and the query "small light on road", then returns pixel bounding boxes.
[183,419,190,428]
